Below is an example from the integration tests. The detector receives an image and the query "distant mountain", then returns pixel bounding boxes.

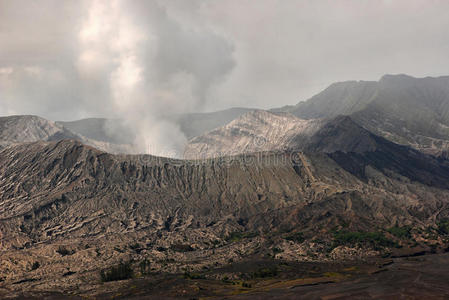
[285,74,449,155]
[0,115,134,154]
[184,110,323,159]
[0,115,78,148]
[287,80,378,119]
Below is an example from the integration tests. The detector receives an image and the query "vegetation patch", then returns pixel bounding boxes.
[129,242,143,254]
[30,261,40,271]
[129,242,141,250]
[56,246,75,256]
[114,246,125,253]
[100,261,134,282]
[170,243,194,252]
[332,231,397,250]
[272,247,283,254]
[387,226,411,239]
[63,271,76,277]
[183,271,205,279]
[139,259,151,276]
[251,266,278,278]
[225,231,258,243]
[324,272,343,278]
[437,220,449,235]
[284,232,305,243]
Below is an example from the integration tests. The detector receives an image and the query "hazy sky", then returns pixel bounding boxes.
[1,0,449,154]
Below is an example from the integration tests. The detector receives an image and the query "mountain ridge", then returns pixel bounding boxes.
[184,110,323,159]
[287,74,449,155]
[0,115,137,154]
[15,74,449,158]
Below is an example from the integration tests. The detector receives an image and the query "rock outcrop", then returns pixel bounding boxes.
[184,110,323,159]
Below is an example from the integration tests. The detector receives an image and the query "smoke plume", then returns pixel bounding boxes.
[77,0,235,156]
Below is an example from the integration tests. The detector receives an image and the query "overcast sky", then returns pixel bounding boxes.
[1,0,448,122]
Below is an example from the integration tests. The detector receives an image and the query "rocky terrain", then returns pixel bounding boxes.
[184,110,323,159]
[1,114,449,297]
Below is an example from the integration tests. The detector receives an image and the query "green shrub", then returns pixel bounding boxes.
[170,244,194,252]
[284,232,305,243]
[225,231,258,243]
[252,266,278,278]
[31,261,40,271]
[100,261,134,282]
[113,246,124,253]
[129,242,143,254]
[63,271,76,277]
[129,242,141,250]
[272,247,283,254]
[56,246,74,256]
[437,220,449,235]
[139,259,151,275]
[333,231,396,249]
[184,272,205,279]
[387,226,411,239]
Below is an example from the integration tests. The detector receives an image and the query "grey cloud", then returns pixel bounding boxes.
[126,1,235,111]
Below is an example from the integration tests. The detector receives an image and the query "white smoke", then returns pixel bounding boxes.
[76,0,234,157]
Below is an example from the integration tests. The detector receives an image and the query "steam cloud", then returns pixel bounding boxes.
[77,0,234,156]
